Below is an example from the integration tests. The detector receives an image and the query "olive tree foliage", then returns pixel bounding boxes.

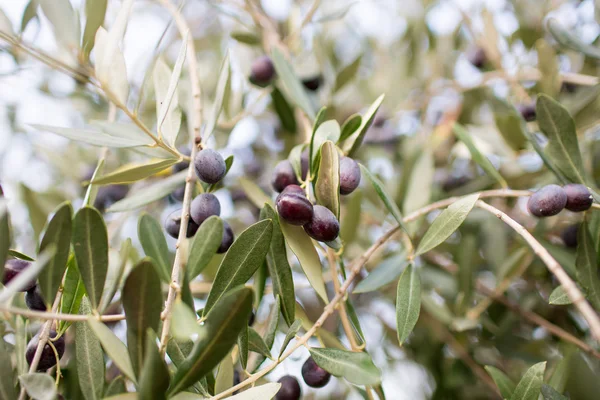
[2,0,600,399]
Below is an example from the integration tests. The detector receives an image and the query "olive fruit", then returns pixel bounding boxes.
[25,285,46,311]
[165,210,199,239]
[276,184,305,204]
[272,160,300,193]
[276,192,314,226]
[300,149,309,180]
[26,329,65,371]
[250,56,275,85]
[276,375,302,400]
[339,157,361,195]
[195,149,227,184]
[467,47,487,69]
[248,311,255,326]
[527,184,567,217]
[170,186,185,202]
[303,205,340,242]
[190,193,221,226]
[217,221,234,254]
[173,147,191,173]
[301,356,331,388]
[563,184,593,212]
[561,224,579,248]
[302,75,322,91]
[94,185,129,211]
[2,259,37,291]
[517,102,536,122]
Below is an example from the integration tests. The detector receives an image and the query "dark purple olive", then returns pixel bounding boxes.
[276,375,302,400]
[3,259,36,291]
[373,112,387,128]
[173,147,191,173]
[300,149,309,180]
[94,185,129,211]
[190,193,221,226]
[276,193,313,226]
[302,75,322,91]
[563,184,593,212]
[527,184,567,217]
[301,356,331,388]
[467,47,487,69]
[165,209,199,239]
[272,160,300,193]
[303,205,339,242]
[561,224,579,248]
[26,329,65,371]
[250,56,275,85]
[25,285,46,311]
[170,185,186,202]
[248,311,255,326]
[195,149,227,184]
[217,221,234,254]
[517,102,536,122]
[276,184,306,205]
[339,157,361,195]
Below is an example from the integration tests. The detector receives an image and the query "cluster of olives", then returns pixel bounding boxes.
[249,56,322,92]
[272,151,360,243]
[527,183,593,217]
[275,356,332,399]
[165,148,234,252]
[2,259,65,370]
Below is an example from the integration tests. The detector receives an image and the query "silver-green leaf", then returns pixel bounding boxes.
[308,347,382,385]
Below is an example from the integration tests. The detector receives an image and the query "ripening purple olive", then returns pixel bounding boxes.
[561,224,579,248]
[339,157,361,195]
[276,193,314,226]
[26,329,65,371]
[190,193,221,226]
[563,184,593,212]
[467,47,487,69]
[300,149,309,180]
[302,75,322,91]
[276,184,305,205]
[25,285,46,311]
[165,209,199,239]
[272,160,300,193]
[301,356,331,388]
[527,184,567,217]
[173,147,191,173]
[303,205,340,242]
[276,375,302,400]
[517,102,536,122]
[2,259,37,292]
[217,221,235,254]
[94,185,129,212]
[195,149,227,184]
[170,185,185,202]
[250,56,275,85]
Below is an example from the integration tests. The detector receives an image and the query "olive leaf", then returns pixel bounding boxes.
[58,256,86,334]
[575,221,600,310]
[214,352,234,395]
[0,201,10,279]
[308,347,382,385]
[541,384,569,400]
[76,297,104,400]
[346,94,385,156]
[272,86,297,133]
[396,264,421,345]
[18,373,56,400]
[248,327,272,359]
[485,366,516,399]
[310,120,341,170]
[546,18,600,60]
[339,113,362,142]
[334,55,362,92]
[0,337,17,400]
[82,0,108,61]
[271,48,315,120]
[138,330,170,400]
[279,319,302,357]
[315,140,341,217]
[171,300,204,342]
[138,214,172,283]
[354,252,408,293]
[188,216,223,280]
[204,52,231,141]
[548,286,572,305]
[227,383,282,400]
[510,362,546,400]
[91,159,179,185]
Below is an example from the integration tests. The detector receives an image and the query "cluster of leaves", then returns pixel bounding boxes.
[3,0,600,400]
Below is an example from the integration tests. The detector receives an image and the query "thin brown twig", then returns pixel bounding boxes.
[0,305,125,322]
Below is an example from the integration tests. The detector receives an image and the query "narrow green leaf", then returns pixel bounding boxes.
[315,141,340,217]
[58,256,86,334]
[123,259,162,377]
[359,164,408,233]
[279,319,302,357]
[100,238,131,313]
[310,120,341,168]
[453,124,507,188]
[354,253,408,293]
[169,287,253,396]
[288,144,306,180]
[345,300,365,346]
[250,296,280,371]
[541,384,568,400]
[87,317,137,383]
[238,177,273,209]
[106,170,187,213]
[104,378,126,397]
[485,366,516,399]
[138,214,172,283]
[204,52,231,140]
[0,201,10,278]
[547,18,600,60]
[204,220,273,316]
[510,362,546,400]
[21,184,48,239]
[346,94,385,156]
[271,86,297,133]
[7,250,35,262]
[18,373,56,400]
[308,348,382,385]
[91,159,178,185]
[0,338,17,400]
[271,48,315,120]
[576,221,600,310]
[214,352,234,396]
[230,31,261,45]
[83,158,104,208]
[82,0,108,61]
[20,0,38,33]
[493,106,528,151]
[32,124,151,148]
[228,383,282,399]
[415,193,480,256]
[238,327,248,370]
[166,338,193,368]
[38,0,79,50]
[188,216,223,280]
[536,39,560,97]
[340,189,362,244]
[138,330,170,400]
[403,149,434,216]
[334,55,362,92]
[279,220,328,302]
[339,114,362,142]
[396,264,421,345]
[39,202,73,305]
[248,327,272,358]
[536,94,586,184]
[73,207,108,310]
[260,205,295,325]
[548,286,572,305]
[171,300,204,341]
[153,57,183,149]
[76,297,104,400]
